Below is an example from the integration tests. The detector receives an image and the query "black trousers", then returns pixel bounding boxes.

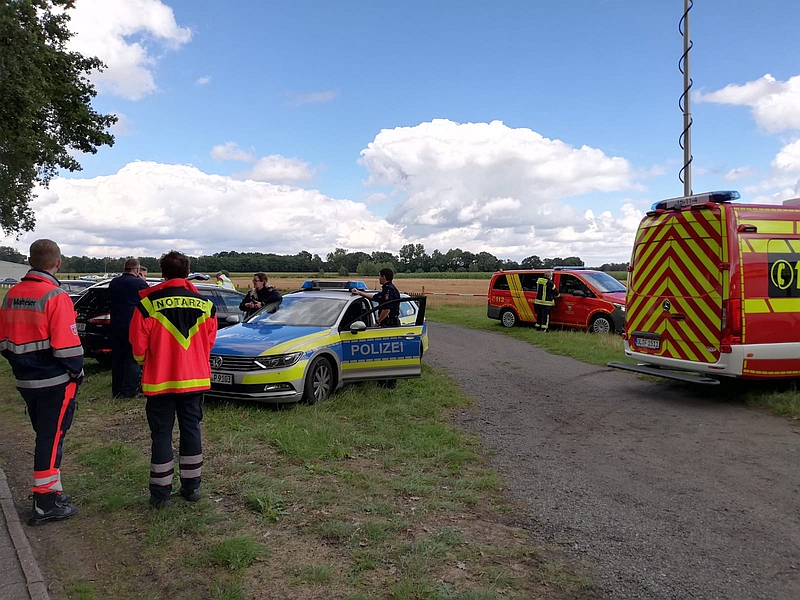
[534,304,551,330]
[112,328,141,397]
[145,392,204,500]
[20,381,78,496]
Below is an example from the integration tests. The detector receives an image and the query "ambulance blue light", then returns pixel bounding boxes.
[651,190,740,211]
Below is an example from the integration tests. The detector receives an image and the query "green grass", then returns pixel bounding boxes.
[0,357,567,599]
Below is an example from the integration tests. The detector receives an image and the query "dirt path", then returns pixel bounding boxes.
[426,323,800,599]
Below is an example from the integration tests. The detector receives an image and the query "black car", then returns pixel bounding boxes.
[74,281,245,363]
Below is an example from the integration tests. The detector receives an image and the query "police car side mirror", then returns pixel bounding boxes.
[226,315,241,324]
[350,320,367,334]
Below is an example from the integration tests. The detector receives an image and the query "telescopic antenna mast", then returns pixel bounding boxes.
[679,0,693,196]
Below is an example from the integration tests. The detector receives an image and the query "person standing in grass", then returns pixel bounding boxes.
[109,258,148,398]
[0,239,83,525]
[130,251,217,509]
[533,271,559,331]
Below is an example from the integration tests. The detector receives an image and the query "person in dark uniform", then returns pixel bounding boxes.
[350,268,401,327]
[533,271,559,331]
[239,272,282,318]
[109,258,148,397]
[0,239,83,525]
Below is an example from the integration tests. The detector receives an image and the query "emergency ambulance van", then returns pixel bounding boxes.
[487,267,627,333]
[609,190,800,384]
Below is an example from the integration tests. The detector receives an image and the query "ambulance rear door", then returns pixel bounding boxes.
[627,207,724,364]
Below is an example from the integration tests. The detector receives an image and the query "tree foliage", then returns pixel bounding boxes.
[0,0,117,236]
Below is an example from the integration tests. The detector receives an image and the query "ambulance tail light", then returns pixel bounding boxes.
[720,299,742,353]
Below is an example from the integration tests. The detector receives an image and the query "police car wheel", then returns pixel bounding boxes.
[500,309,517,328]
[302,357,333,404]
[590,314,613,334]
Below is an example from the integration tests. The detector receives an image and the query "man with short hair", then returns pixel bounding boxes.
[130,251,217,508]
[350,268,401,327]
[138,266,148,281]
[0,239,83,525]
[109,258,148,397]
[533,271,559,331]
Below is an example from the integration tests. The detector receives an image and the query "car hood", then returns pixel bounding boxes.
[212,323,332,356]
[602,291,626,304]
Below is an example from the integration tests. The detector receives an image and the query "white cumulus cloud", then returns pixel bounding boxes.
[211,142,256,163]
[359,119,634,234]
[66,0,192,100]
[242,155,314,184]
[696,74,800,133]
[195,76,212,86]
[3,162,404,259]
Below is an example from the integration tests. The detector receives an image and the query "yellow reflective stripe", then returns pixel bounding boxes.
[507,274,535,322]
[746,220,794,234]
[134,354,145,364]
[744,298,800,313]
[150,312,211,350]
[262,330,336,355]
[348,328,423,340]
[746,239,769,253]
[342,358,420,370]
[143,378,210,392]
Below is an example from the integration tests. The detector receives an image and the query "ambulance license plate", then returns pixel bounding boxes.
[211,373,232,385]
[634,337,660,350]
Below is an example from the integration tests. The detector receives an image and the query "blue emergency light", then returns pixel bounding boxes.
[301,279,367,291]
[651,190,740,211]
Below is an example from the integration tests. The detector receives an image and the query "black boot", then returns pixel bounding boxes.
[28,492,78,526]
[55,492,72,506]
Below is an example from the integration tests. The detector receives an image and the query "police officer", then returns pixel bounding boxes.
[0,239,83,525]
[109,258,148,398]
[533,271,560,331]
[130,251,217,509]
[350,268,401,327]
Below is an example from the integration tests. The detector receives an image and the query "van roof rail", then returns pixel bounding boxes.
[552,266,587,271]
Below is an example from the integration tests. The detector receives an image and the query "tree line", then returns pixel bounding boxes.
[0,245,629,275]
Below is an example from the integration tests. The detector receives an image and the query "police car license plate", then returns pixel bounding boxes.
[76,323,86,332]
[634,337,660,350]
[211,373,232,385]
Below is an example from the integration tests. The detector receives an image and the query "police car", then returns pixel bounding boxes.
[207,281,427,404]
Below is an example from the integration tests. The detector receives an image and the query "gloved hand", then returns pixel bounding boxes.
[69,369,85,386]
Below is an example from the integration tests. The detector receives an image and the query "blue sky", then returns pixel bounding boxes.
[6,0,800,265]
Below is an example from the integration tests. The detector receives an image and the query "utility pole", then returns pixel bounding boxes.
[679,0,693,196]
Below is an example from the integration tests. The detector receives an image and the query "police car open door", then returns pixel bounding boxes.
[338,296,427,382]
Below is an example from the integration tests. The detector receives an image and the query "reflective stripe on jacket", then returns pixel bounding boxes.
[130,278,217,396]
[0,270,84,387]
[533,277,559,306]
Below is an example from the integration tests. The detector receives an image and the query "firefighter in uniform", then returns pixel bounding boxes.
[533,271,559,331]
[130,251,217,509]
[0,239,83,525]
[350,267,401,327]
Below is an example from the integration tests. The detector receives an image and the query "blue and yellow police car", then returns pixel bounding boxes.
[207,282,427,404]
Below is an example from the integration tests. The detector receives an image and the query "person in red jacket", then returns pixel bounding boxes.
[130,251,217,509]
[0,239,83,525]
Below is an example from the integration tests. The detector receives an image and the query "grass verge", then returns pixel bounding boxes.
[0,359,591,600]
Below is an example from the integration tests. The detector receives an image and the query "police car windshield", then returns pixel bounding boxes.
[248,295,348,327]
[581,272,626,293]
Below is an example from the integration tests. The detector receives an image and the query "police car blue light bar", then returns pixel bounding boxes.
[301,279,368,290]
[651,190,741,211]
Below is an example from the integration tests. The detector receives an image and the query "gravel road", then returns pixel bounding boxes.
[426,322,800,600]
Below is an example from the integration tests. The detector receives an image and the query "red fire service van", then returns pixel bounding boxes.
[609,190,800,384]
[487,267,627,333]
